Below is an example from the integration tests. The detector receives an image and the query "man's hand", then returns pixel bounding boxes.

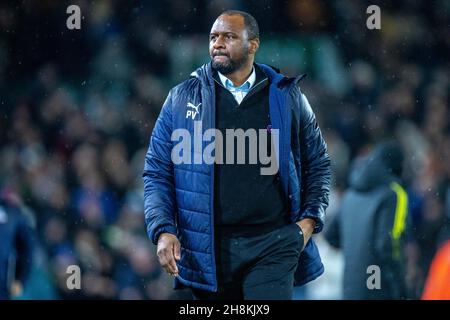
[295,218,316,250]
[157,233,181,277]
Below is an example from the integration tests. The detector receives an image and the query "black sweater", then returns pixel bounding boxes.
[213,66,288,237]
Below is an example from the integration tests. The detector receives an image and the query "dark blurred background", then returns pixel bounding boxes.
[0,0,449,299]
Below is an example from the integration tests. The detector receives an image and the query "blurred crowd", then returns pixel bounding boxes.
[0,0,449,299]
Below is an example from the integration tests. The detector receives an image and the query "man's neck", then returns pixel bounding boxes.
[225,62,254,87]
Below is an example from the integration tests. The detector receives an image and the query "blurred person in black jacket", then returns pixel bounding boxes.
[325,142,411,299]
[0,190,35,300]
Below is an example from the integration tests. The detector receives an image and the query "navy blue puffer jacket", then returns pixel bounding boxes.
[143,63,331,292]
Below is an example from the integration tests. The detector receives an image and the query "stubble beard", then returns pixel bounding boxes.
[211,50,250,75]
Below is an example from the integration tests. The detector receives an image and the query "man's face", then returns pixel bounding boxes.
[209,15,258,75]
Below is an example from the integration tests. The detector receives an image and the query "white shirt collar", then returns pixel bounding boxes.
[218,67,256,90]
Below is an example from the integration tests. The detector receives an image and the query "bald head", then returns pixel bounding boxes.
[219,10,259,40]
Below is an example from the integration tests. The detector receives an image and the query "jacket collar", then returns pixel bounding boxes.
[190,62,294,89]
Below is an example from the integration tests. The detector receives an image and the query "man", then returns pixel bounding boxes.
[143,10,331,299]
[325,142,410,299]
[0,191,35,300]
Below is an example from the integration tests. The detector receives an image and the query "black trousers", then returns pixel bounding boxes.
[191,223,303,300]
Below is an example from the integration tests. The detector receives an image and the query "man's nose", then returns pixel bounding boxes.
[213,36,225,49]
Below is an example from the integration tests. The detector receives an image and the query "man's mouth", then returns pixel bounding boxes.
[213,54,229,61]
[213,52,228,58]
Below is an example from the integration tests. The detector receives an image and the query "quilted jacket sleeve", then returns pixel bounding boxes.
[298,93,331,233]
[143,90,177,245]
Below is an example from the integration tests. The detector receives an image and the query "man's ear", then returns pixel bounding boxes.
[249,38,260,55]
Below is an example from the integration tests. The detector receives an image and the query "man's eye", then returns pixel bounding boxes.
[210,36,216,41]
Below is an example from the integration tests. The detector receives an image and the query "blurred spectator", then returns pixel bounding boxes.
[0,189,35,300]
[421,239,450,300]
[325,142,411,299]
